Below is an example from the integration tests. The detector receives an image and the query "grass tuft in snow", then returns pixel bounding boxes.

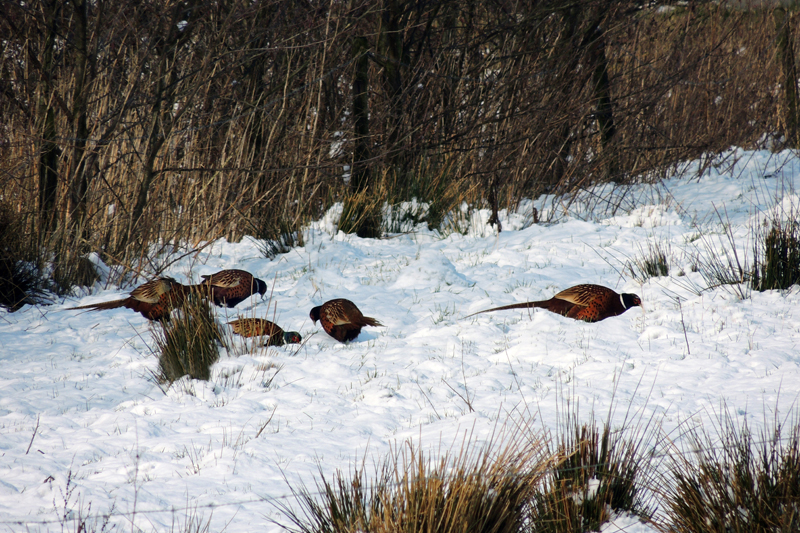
[529,399,658,533]
[662,407,800,533]
[626,241,671,282]
[751,219,800,292]
[690,226,751,299]
[274,428,547,533]
[256,214,305,260]
[152,298,224,383]
[340,186,385,239]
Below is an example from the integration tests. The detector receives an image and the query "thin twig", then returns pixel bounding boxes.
[415,379,441,420]
[677,297,691,356]
[442,380,473,413]
[25,415,40,455]
[255,405,279,439]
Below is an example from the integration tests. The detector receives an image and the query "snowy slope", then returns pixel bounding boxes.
[1,148,799,532]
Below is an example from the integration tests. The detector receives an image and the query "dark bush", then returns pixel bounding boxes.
[0,203,48,311]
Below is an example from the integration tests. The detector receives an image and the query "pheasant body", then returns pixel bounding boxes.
[467,284,642,323]
[309,299,384,342]
[228,318,301,346]
[200,269,267,308]
[67,277,192,321]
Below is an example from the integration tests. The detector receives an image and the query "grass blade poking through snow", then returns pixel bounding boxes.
[626,240,671,282]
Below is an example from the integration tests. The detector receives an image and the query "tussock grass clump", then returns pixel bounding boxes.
[529,417,655,533]
[0,203,49,311]
[627,241,670,282]
[689,214,752,299]
[663,410,800,533]
[275,431,548,533]
[383,160,469,234]
[153,297,224,383]
[751,219,800,292]
[339,188,385,239]
[340,164,473,238]
[256,214,305,260]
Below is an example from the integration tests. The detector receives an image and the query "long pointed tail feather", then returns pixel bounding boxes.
[465,300,544,318]
[66,298,129,312]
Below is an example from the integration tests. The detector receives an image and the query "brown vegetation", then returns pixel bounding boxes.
[1,1,798,288]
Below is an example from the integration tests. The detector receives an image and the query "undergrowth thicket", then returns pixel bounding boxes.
[3,1,800,298]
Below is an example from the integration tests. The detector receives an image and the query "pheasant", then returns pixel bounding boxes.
[199,269,267,308]
[228,318,301,346]
[466,284,642,323]
[309,298,384,342]
[66,277,193,321]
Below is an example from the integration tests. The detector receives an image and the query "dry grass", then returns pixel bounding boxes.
[528,408,658,533]
[660,408,800,533]
[274,426,549,533]
[152,297,225,384]
[626,241,671,282]
[1,2,795,279]
[752,219,800,292]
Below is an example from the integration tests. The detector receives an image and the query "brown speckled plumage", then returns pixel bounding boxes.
[309,299,384,342]
[228,318,301,346]
[67,277,192,321]
[467,284,642,323]
[200,269,267,308]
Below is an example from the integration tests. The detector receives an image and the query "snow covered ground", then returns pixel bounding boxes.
[2,148,799,532]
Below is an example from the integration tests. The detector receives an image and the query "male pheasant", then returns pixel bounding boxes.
[466,284,642,323]
[309,299,384,342]
[228,318,301,346]
[66,277,193,321]
[199,269,267,308]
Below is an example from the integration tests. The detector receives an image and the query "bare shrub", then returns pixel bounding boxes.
[0,1,795,287]
[0,202,49,311]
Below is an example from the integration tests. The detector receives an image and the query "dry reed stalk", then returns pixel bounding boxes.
[0,2,792,279]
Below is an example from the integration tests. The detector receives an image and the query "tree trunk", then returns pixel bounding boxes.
[352,35,371,193]
[377,0,405,170]
[587,22,617,180]
[37,2,61,239]
[67,0,91,237]
[774,8,799,149]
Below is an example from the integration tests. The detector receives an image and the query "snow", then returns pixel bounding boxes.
[2,149,800,531]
